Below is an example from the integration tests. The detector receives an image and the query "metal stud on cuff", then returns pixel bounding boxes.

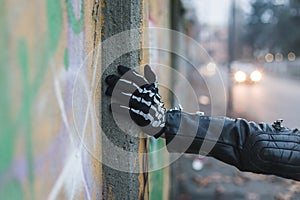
[272,119,284,131]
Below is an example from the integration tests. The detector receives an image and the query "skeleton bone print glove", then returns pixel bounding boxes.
[105,65,166,138]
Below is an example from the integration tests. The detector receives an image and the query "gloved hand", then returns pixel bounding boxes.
[105,65,166,138]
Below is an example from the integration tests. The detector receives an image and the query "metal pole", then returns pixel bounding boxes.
[227,0,236,115]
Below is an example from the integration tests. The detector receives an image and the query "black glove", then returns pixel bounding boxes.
[105,65,166,138]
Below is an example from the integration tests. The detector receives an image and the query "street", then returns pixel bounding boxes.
[232,75,300,129]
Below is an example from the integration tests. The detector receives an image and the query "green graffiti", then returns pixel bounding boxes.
[0,123,15,174]
[0,0,24,199]
[18,40,30,84]
[46,0,63,55]
[15,3,64,198]
[31,0,63,98]
[18,39,35,200]
[0,0,64,198]
[26,0,64,102]
[0,179,23,200]
[64,48,69,70]
[66,0,84,34]
[149,139,166,200]
[13,0,64,196]
[0,0,13,173]
[28,0,63,96]
[0,0,15,175]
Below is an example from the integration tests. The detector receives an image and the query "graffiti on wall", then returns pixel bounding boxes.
[0,0,102,199]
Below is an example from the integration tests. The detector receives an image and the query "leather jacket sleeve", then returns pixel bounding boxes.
[164,110,300,181]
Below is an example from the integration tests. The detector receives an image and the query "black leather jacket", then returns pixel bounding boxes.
[164,110,300,181]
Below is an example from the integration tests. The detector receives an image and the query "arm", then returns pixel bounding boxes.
[105,65,300,181]
[165,109,300,181]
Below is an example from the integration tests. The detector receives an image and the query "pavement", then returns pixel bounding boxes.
[170,155,300,200]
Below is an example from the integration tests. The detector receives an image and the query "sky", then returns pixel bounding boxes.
[194,0,231,25]
[192,0,251,26]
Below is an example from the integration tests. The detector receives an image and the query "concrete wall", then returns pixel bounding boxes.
[0,0,149,199]
[101,0,149,199]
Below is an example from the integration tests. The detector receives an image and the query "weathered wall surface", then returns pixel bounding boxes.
[0,0,148,199]
[101,0,149,199]
[0,0,103,199]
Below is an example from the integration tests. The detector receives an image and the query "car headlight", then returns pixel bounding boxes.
[250,70,262,82]
[234,71,247,83]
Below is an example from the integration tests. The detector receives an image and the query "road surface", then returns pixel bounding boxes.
[232,75,300,129]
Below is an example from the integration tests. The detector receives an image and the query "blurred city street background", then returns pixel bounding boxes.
[170,0,300,199]
[171,71,300,200]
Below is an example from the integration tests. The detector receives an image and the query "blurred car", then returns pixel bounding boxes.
[231,61,263,84]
